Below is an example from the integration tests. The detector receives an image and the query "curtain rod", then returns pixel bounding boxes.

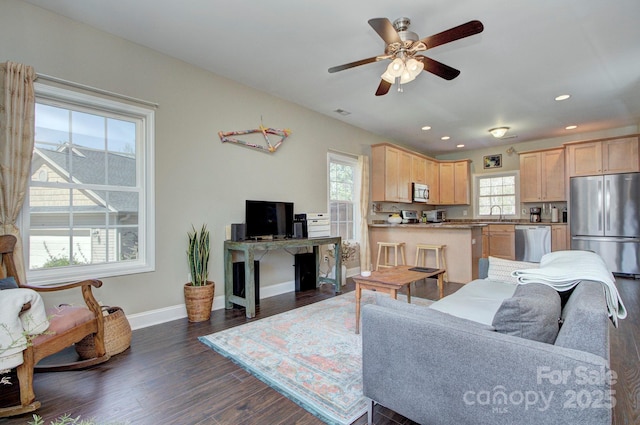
[35,73,159,109]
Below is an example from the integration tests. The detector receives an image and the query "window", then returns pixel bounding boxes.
[22,83,155,284]
[476,172,519,218]
[327,153,361,240]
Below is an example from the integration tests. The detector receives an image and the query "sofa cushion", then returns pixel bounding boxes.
[492,283,561,344]
[487,256,539,285]
[0,276,18,290]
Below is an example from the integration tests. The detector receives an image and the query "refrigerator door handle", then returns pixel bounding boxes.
[605,179,611,232]
[597,180,603,232]
[572,236,640,243]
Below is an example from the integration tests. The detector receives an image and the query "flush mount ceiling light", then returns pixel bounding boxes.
[489,127,510,138]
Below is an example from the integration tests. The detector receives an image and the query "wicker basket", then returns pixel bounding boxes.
[75,306,132,359]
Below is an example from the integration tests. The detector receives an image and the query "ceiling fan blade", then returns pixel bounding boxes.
[416,56,461,80]
[420,20,484,50]
[368,18,401,45]
[375,79,392,96]
[328,56,381,73]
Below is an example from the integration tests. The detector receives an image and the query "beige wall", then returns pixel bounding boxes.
[1,0,388,315]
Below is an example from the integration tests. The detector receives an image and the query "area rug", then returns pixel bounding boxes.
[199,291,431,425]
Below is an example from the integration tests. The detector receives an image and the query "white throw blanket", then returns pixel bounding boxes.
[511,250,627,326]
[0,288,50,370]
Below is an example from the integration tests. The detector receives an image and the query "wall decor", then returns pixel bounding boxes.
[218,120,291,153]
[483,154,502,169]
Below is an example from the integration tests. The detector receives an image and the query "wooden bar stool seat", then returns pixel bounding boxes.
[375,242,406,270]
[415,244,448,282]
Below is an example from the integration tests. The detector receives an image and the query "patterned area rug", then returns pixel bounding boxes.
[199,291,432,425]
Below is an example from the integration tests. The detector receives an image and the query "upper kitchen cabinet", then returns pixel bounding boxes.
[566,135,640,177]
[371,144,412,203]
[439,160,470,205]
[425,158,440,204]
[519,148,566,202]
[411,155,427,184]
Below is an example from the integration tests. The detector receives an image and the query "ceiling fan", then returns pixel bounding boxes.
[328,17,484,96]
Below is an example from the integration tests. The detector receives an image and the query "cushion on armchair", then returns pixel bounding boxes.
[492,283,562,344]
[31,305,95,346]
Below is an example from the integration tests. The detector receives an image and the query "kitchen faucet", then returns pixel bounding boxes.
[490,205,503,221]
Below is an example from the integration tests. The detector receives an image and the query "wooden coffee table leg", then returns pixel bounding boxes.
[407,283,411,304]
[438,272,444,299]
[355,281,362,334]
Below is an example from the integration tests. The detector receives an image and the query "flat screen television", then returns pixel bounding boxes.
[245,200,294,240]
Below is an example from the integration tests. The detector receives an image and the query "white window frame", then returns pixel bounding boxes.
[474,170,521,219]
[21,83,155,285]
[327,152,361,242]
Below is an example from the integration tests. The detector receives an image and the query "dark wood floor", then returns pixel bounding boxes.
[1,276,638,425]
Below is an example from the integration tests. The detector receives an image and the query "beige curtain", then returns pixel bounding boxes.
[358,155,371,271]
[0,62,36,282]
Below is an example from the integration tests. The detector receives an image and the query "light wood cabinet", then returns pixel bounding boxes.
[519,148,566,201]
[551,225,568,252]
[371,143,470,205]
[439,161,470,205]
[454,161,470,204]
[438,162,455,204]
[371,145,412,203]
[486,224,515,260]
[411,155,427,184]
[566,136,640,177]
[425,158,440,204]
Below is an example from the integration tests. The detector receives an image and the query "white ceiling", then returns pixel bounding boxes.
[22,0,640,154]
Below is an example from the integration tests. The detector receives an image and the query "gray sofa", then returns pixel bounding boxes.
[361,261,613,425]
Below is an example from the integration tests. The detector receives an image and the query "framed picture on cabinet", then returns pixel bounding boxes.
[483,154,502,169]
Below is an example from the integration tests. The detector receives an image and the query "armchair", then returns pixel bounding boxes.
[0,235,110,418]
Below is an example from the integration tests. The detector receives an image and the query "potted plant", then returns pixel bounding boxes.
[184,224,214,322]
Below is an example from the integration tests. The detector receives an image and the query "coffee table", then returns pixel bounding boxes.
[353,265,446,334]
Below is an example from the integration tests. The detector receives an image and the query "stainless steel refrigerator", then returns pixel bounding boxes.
[570,172,640,275]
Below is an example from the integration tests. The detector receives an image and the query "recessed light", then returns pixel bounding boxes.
[421,125,431,131]
[565,125,578,130]
[441,136,450,141]
[456,144,465,148]
[555,94,571,101]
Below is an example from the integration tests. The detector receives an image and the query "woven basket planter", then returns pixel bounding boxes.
[75,306,132,359]
[184,281,215,322]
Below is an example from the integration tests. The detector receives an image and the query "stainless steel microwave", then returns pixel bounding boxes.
[412,183,429,203]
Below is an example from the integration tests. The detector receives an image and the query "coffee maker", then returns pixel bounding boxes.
[530,207,542,223]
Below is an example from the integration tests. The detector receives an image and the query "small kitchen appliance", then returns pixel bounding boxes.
[412,183,429,203]
[401,210,419,224]
[530,207,541,223]
[424,210,446,223]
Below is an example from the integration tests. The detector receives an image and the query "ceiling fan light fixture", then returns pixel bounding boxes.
[387,58,405,77]
[489,127,510,138]
[381,69,395,84]
[406,58,424,76]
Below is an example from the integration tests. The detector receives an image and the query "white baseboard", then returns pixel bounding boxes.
[127,270,360,330]
[127,280,295,330]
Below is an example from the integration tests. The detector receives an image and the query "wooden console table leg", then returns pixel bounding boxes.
[224,244,234,309]
[355,281,362,334]
[244,248,256,318]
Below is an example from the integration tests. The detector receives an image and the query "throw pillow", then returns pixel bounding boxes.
[0,276,18,290]
[492,283,562,344]
[487,256,539,285]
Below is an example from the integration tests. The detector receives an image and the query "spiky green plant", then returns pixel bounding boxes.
[187,224,210,286]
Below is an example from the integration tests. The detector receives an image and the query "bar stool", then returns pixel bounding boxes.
[415,244,448,282]
[375,242,406,270]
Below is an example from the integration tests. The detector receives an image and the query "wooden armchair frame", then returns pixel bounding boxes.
[0,235,110,418]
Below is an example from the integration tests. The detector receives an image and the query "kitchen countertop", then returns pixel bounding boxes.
[369,221,568,228]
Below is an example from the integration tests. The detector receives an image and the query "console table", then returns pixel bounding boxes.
[223,236,342,318]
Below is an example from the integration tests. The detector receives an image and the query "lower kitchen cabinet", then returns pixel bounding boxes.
[484,224,516,260]
[551,225,568,251]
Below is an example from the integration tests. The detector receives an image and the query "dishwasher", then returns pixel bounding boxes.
[515,225,551,262]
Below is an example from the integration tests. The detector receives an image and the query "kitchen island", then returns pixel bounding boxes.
[369,223,485,283]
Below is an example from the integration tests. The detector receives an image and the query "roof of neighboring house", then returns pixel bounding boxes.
[32,145,138,213]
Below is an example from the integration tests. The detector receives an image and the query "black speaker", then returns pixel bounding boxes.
[233,261,259,307]
[295,253,316,292]
[231,223,245,241]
